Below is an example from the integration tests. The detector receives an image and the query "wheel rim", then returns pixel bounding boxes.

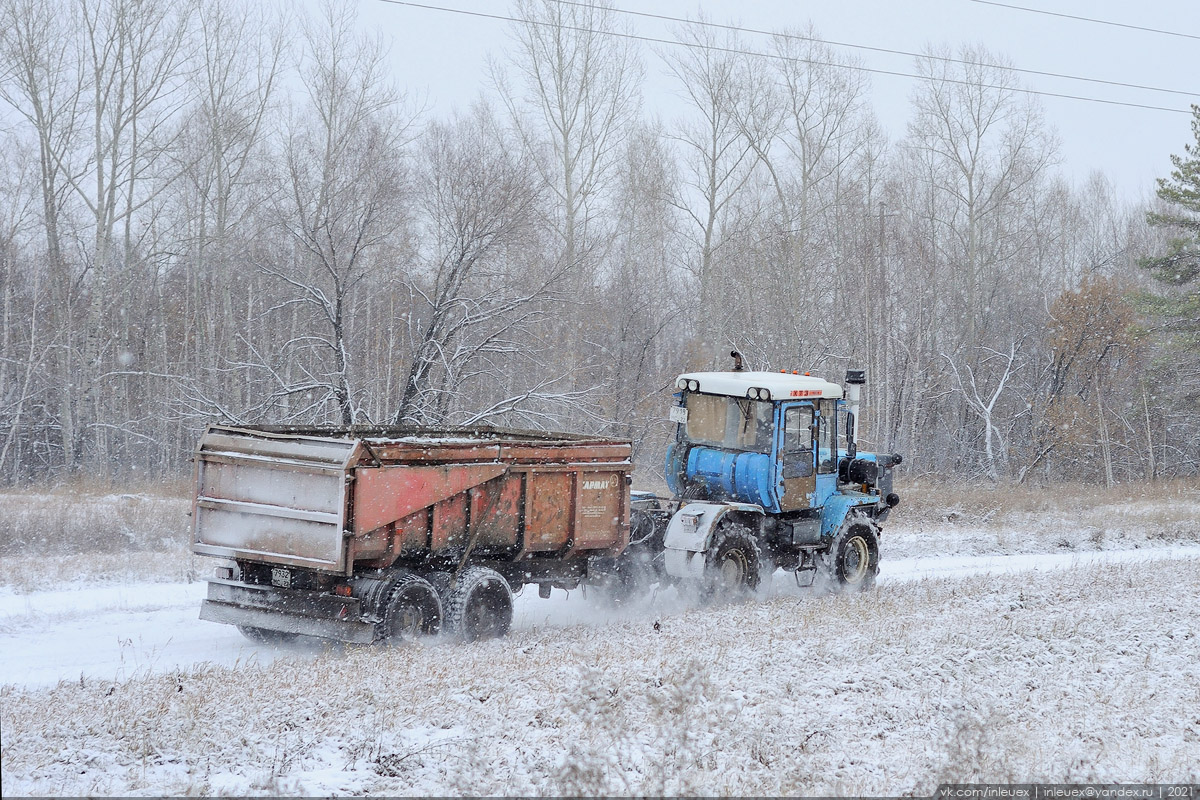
[393,602,425,638]
[717,549,749,591]
[843,535,869,583]
[387,585,437,640]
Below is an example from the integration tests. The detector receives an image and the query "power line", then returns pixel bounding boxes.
[375,0,1192,115]
[970,0,1200,42]
[548,0,1200,100]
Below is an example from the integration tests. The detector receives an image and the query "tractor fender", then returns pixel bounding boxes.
[663,501,763,580]
[819,493,879,540]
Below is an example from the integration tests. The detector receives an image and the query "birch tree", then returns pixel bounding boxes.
[499,0,641,267]
[170,0,285,423]
[905,44,1056,345]
[662,19,758,309]
[0,0,87,470]
[261,0,411,425]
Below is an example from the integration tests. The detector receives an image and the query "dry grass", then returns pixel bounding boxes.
[884,478,1200,557]
[0,480,192,591]
[892,478,1200,527]
[2,557,1198,796]
[2,477,1198,588]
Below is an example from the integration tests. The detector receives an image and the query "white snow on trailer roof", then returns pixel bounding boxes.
[364,436,492,445]
[675,370,843,400]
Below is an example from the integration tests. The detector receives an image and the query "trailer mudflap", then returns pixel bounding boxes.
[200,578,376,644]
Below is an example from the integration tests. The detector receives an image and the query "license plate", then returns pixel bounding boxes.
[669,405,689,424]
[271,568,291,588]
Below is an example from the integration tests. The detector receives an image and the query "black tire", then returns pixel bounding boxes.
[379,571,443,643]
[819,520,879,591]
[237,626,299,645]
[436,566,514,642]
[704,524,765,599]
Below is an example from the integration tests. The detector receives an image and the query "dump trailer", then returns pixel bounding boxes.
[193,425,633,643]
[193,362,902,645]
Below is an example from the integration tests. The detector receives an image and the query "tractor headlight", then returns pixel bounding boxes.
[687,379,700,392]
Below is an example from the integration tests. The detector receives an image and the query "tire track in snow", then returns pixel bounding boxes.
[3,544,1199,690]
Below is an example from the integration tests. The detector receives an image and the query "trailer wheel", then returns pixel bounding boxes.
[819,520,879,591]
[437,566,514,641]
[380,571,443,643]
[704,524,764,600]
[237,626,299,645]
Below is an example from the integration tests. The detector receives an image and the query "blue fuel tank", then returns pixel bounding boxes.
[669,445,775,510]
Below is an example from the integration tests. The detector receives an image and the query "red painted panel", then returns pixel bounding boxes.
[353,463,506,534]
[469,476,523,549]
[394,509,429,556]
[431,492,469,552]
[524,471,572,551]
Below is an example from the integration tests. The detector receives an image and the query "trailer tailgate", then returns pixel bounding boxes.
[192,426,360,572]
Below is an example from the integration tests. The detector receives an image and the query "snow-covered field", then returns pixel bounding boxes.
[2,485,1199,795]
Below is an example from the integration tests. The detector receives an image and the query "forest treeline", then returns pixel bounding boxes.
[1,0,1197,487]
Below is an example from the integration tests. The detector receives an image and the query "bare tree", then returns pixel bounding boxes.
[498,0,641,266]
[394,103,568,427]
[905,44,1057,344]
[765,27,873,239]
[260,0,411,425]
[0,0,88,470]
[0,137,47,481]
[944,338,1023,481]
[169,0,285,422]
[662,19,758,309]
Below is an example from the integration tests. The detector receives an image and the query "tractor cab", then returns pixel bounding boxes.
[665,370,848,514]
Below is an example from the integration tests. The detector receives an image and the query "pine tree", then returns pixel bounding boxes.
[1141,104,1200,345]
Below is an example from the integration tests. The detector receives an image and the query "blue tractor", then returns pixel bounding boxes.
[628,362,901,596]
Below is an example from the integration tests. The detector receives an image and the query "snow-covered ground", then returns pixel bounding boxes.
[2,487,1199,795]
[3,545,1200,691]
[3,545,1200,795]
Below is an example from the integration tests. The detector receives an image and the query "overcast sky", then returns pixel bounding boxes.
[361,0,1200,202]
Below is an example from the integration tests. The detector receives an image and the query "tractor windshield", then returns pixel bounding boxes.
[684,393,773,453]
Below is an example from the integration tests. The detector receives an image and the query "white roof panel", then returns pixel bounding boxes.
[675,371,843,400]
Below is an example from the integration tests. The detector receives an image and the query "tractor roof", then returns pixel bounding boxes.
[675,371,843,401]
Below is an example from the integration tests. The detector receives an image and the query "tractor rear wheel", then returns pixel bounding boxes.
[704,524,765,600]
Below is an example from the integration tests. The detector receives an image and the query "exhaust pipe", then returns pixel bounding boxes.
[844,369,865,458]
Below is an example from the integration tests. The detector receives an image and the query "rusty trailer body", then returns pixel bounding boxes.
[193,424,634,643]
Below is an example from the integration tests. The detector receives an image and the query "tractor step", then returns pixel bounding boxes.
[792,561,817,589]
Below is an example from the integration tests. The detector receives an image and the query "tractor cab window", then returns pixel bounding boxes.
[685,393,773,453]
[817,399,837,474]
[781,405,815,479]
[782,405,814,453]
[838,405,850,452]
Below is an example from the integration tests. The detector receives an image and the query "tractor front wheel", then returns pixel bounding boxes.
[819,521,879,591]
